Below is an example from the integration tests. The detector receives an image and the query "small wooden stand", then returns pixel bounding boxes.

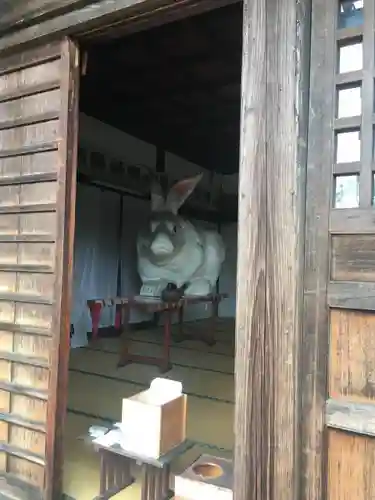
[94,449,170,500]
[86,429,195,500]
[87,294,227,372]
[95,449,133,500]
[174,294,224,346]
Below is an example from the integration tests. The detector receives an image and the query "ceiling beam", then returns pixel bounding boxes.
[0,0,241,52]
[79,0,241,42]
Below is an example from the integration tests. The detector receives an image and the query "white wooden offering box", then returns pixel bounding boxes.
[120,378,187,458]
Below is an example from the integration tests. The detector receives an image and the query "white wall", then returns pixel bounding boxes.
[70,114,238,347]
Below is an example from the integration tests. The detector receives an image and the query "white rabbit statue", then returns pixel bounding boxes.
[137,173,226,297]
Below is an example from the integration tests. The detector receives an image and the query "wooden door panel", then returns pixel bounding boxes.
[304,0,375,498]
[328,430,375,500]
[0,39,78,500]
[331,235,375,282]
[330,309,375,401]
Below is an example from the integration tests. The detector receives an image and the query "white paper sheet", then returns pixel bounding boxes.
[92,428,123,447]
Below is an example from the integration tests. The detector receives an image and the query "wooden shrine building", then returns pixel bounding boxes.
[0,1,373,500]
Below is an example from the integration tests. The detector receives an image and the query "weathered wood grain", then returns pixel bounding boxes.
[330,309,375,403]
[331,235,375,282]
[0,0,93,33]
[44,37,79,500]
[330,208,375,233]
[326,398,375,436]
[300,0,336,498]
[265,0,309,498]
[0,89,60,130]
[0,38,77,500]
[328,281,375,310]
[0,151,59,179]
[0,43,60,76]
[236,1,309,500]
[328,429,375,500]
[0,0,239,52]
[235,0,267,497]
[359,0,374,207]
[0,474,43,500]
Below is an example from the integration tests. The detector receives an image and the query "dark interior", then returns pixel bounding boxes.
[79,3,242,175]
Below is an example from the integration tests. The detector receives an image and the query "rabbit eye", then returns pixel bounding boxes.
[172,225,177,233]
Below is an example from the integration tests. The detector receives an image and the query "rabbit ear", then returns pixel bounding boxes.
[150,179,165,212]
[166,174,203,214]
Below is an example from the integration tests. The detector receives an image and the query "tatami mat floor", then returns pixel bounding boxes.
[63,318,235,500]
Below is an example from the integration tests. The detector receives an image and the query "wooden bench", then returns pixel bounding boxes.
[87,293,227,373]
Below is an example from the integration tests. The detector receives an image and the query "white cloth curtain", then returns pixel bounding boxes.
[70,184,120,348]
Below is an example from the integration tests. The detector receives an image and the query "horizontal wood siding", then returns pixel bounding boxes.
[0,0,94,34]
[0,40,78,500]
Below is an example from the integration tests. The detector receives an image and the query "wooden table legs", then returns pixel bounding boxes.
[161,310,172,373]
[174,300,218,346]
[118,305,172,373]
[89,302,103,341]
[94,450,171,500]
[94,449,134,500]
[141,464,171,500]
[118,304,131,368]
[89,295,227,371]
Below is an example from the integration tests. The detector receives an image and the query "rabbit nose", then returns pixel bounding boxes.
[150,233,174,255]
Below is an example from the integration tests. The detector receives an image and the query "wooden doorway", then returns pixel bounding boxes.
[0,0,312,499]
[302,0,375,499]
[0,40,79,499]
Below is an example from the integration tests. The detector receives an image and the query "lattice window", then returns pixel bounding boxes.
[333,0,375,209]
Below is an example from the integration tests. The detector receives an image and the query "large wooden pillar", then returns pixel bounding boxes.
[235,0,311,499]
